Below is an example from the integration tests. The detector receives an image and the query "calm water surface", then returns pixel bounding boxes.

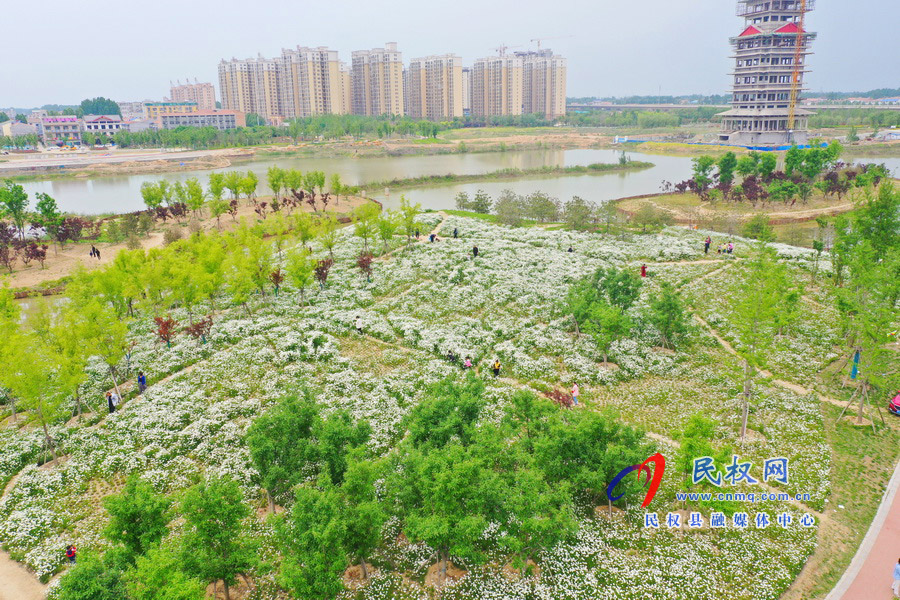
[18,149,898,215]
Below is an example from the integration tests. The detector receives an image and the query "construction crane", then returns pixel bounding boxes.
[530,35,574,50]
[787,0,808,130]
[492,44,523,56]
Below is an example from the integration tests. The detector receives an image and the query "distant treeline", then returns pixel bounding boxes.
[808,108,900,129]
[561,107,723,128]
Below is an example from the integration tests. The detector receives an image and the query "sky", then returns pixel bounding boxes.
[2,0,898,108]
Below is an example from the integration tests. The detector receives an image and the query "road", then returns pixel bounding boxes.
[826,457,900,600]
[0,147,247,172]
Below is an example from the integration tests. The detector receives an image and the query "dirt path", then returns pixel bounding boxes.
[0,551,45,600]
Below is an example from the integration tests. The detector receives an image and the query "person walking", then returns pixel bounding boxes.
[472,245,479,258]
[415,229,420,240]
[893,557,900,597]
[95,247,101,260]
[137,371,147,394]
[704,236,711,254]
[453,227,458,239]
[491,358,501,378]
[640,264,647,278]
[89,246,96,259]
[355,315,363,334]
[65,545,77,564]
[106,391,115,414]
[571,382,579,406]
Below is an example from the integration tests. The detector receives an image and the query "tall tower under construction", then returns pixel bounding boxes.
[718,0,816,146]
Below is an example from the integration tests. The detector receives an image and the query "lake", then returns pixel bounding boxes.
[17,149,898,215]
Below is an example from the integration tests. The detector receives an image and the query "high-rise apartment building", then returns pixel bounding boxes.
[351,43,404,116]
[406,54,464,120]
[279,46,348,117]
[461,67,472,115]
[518,50,567,119]
[218,55,282,123]
[169,80,217,110]
[719,0,816,146]
[471,55,523,117]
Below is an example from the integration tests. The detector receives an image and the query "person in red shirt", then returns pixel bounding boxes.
[66,545,77,564]
[640,264,647,278]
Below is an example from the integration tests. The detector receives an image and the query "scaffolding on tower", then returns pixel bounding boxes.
[787,0,808,130]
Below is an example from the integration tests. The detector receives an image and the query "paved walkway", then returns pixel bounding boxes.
[0,551,44,600]
[826,457,900,600]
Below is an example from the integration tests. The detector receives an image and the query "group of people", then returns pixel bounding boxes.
[703,236,734,255]
[102,371,148,415]
[89,245,101,260]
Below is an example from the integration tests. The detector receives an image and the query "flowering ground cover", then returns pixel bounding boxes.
[0,213,895,600]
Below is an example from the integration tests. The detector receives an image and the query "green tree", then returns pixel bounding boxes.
[736,153,760,178]
[34,192,63,241]
[208,172,226,201]
[278,479,348,600]
[223,171,243,200]
[140,182,163,211]
[352,202,380,253]
[563,196,595,230]
[647,281,690,349]
[285,248,316,304]
[123,544,207,600]
[535,409,649,513]
[52,552,127,600]
[406,376,486,449]
[399,195,422,245]
[0,179,30,240]
[267,166,285,201]
[329,173,343,204]
[183,178,206,219]
[245,113,265,127]
[470,189,493,214]
[741,214,775,242]
[79,97,121,116]
[314,410,371,485]
[717,151,738,187]
[375,211,399,255]
[494,189,525,227]
[730,249,797,439]
[180,476,257,600]
[246,391,320,511]
[584,301,631,364]
[394,440,500,583]
[758,152,777,179]
[691,156,717,192]
[102,474,171,559]
[317,213,340,259]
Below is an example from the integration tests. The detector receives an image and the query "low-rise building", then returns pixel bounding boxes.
[124,119,156,133]
[157,110,245,130]
[82,114,125,137]
[118,100,150,120]
[40,116,82,145]
[143,102,199,119]
[0,121,38,138]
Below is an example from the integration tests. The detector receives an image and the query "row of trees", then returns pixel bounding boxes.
[52,473,255,600]
[0,191,425,464]
[246,378,652,598]
[455,188,669,233]
[566,266,691,363]
[0,133,40,149]
[667,143,889,206]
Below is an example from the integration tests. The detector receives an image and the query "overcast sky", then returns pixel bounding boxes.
[2,0,898,108]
